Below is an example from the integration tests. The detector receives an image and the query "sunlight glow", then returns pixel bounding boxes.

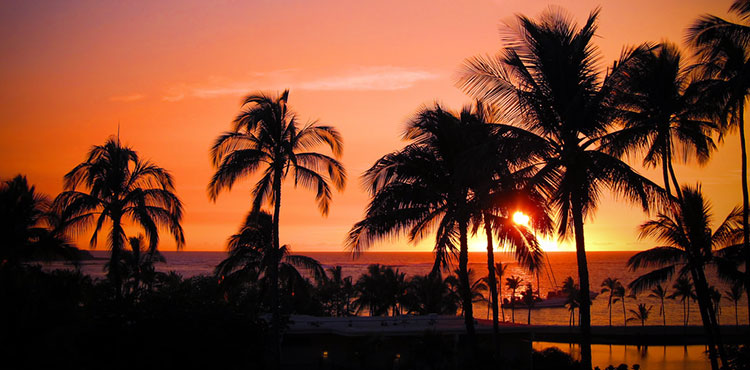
[512,211,530,227]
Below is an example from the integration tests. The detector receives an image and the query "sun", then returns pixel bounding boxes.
[512,211,530,227]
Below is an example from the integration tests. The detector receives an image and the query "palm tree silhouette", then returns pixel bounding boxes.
[347,104,513,354]
[495,262,508,322]
[114,235,165,295]
[669,276,696,327]
[208,90,345,366]
[0,175,79,268]
[319,266,354,317]
[709,286,722,326]
[353,264,407,316]
[53,138,184,298]
[215,211,325,307]
[405,270,461,315]
[604,42,717,200]
[627,186,740,370]
[627,303,653,327]
[612,284,627,326]
[458,9,666,369]
[689,1,750,324]
[562,276,580,327]
[601,277,623,327]
[521,283,535,324]
[505,275,523,323]
[725,283,743,326]
[649,284,668,326]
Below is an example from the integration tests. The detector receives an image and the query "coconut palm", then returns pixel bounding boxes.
[601,277,623,327]
[627,185,740,369]
[505,275,524,323]
[649,284,668,326]
[319,266,354,317]
[627,303,653,327]
[710,286,723,326]
[214,210,325,309]
[669,276,696,327]
[118,235,165,295]
[562,277,580,326]
[604,42,717,200]
[53,138,184,298]
[688,1,750,323]
[495,262,508,321]
[405,271,461,315]
[725,283,743,326]
[352,264,408,316]
[346,104,518,352]
[208,90,345,365]
[0,175,79,268]
[612,284,627,326]
[521,283,535,324]
[458,9,665,368]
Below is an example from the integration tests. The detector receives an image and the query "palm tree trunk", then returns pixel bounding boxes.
[111,213,125,300]
[483,218,501,355]
[688,266,722,370]
[571,199,593,370]
[623,297,627,327]
[269,168,283,370]
[661,298,666,327]
[662,141,672,197]
[667,156,683,201]
[608,293,612,327]
[527,305,531,325]
[738,105,750,327]
[458,218,477,356]
[695,267,728,366]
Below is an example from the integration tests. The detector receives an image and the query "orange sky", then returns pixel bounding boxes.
[0,0,744,253]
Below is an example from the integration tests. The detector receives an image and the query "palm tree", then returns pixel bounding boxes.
[53,138,184,298]
[604,42,717,200]
[627,185,740,370]
[352,264,407,316]
[495,262,508,321]
[208,90,345,365]
[346,104,518,353]
[405,271,461,315]
[649,284,668,326]
[710,286,723,326]
[521,283,535,324]
[465,100,552,354]
[725,283,743,326]
[119,235,165,295]
[562,277,580,327]
[319,266,354,317]
[0,175,79,268]
[458,9,665,369]
[627,303,653,327]
[505,275,523,323]
[612,284,627,327]
[215,211,325,307]
[669,276,696,327]
[688,1,750,323]
[601,277,623,327]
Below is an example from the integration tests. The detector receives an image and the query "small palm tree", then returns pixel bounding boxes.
[214,211,325,311]
[601,277,623,327]
[725,283,743,326]
[627,303,653,327]
[669,277,696,327]
[562,277,580,326]
[495,262,508,321]
[505,275,523,323]
[53,138,184,298]
[710,286,722,326]
[319,266,354,317]
[612,284,627,326]
[405,271,460,315]
[649,284,668,326]
[121,235,165,294]
[521,283,535,324]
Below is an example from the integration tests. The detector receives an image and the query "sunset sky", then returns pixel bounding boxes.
[0,0,743,253]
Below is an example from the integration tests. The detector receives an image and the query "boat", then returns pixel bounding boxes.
[500,289,599,309]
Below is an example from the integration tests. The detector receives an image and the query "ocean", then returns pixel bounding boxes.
[46,250,745,369]
[55,250,748,327]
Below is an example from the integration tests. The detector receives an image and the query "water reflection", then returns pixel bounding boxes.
[534,342,710,370]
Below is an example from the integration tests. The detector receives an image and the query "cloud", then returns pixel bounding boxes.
[109,94,145,102]
[162,66,440,102]
[298,66,439,91]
